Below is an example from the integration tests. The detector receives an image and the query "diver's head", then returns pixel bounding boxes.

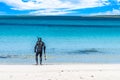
[38,37,42,41]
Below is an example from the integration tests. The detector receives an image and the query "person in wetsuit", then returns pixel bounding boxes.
[34,38,46,65]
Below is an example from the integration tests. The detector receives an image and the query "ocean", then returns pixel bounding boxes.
[0,16,120,64]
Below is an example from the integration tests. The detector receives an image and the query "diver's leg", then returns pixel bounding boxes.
[40,52,42,65]
[35,53,39,65]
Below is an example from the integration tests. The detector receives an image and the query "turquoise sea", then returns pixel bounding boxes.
[0,16,120,64]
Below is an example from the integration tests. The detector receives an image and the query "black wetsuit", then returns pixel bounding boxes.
[34,41,46,65]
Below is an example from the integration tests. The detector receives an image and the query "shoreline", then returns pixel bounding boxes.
[0,64,120,80]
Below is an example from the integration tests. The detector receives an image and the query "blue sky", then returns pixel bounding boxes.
[0,0,120,15]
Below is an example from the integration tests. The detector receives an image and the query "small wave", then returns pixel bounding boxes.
[0,54,34,59]
[0,55,18,59]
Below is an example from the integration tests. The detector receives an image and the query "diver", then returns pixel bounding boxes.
[34,37,46,65]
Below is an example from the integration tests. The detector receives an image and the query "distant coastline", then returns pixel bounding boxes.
[0,15,120,20]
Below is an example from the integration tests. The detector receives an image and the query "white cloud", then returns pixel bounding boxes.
[90,9,120,15]
[29,9,70,15]
[118,0,120,3]
[117,0,120,2]
[0,0,72,10]
[0,0,109,10]
[1,0,119,15]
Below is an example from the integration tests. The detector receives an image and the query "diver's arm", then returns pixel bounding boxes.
[43,42,46,60]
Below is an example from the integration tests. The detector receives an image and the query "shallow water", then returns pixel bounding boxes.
[0,16,120,64]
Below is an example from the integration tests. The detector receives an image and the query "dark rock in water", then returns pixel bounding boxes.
[68,48,101,54]
[0,56,8,58]
[0,55,12,58]
[80,48,99,53]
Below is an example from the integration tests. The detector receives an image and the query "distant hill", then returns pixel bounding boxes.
[0,15,120,20]
[87,15,120,18]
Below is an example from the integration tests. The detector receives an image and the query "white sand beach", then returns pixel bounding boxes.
[0,64,120,80]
